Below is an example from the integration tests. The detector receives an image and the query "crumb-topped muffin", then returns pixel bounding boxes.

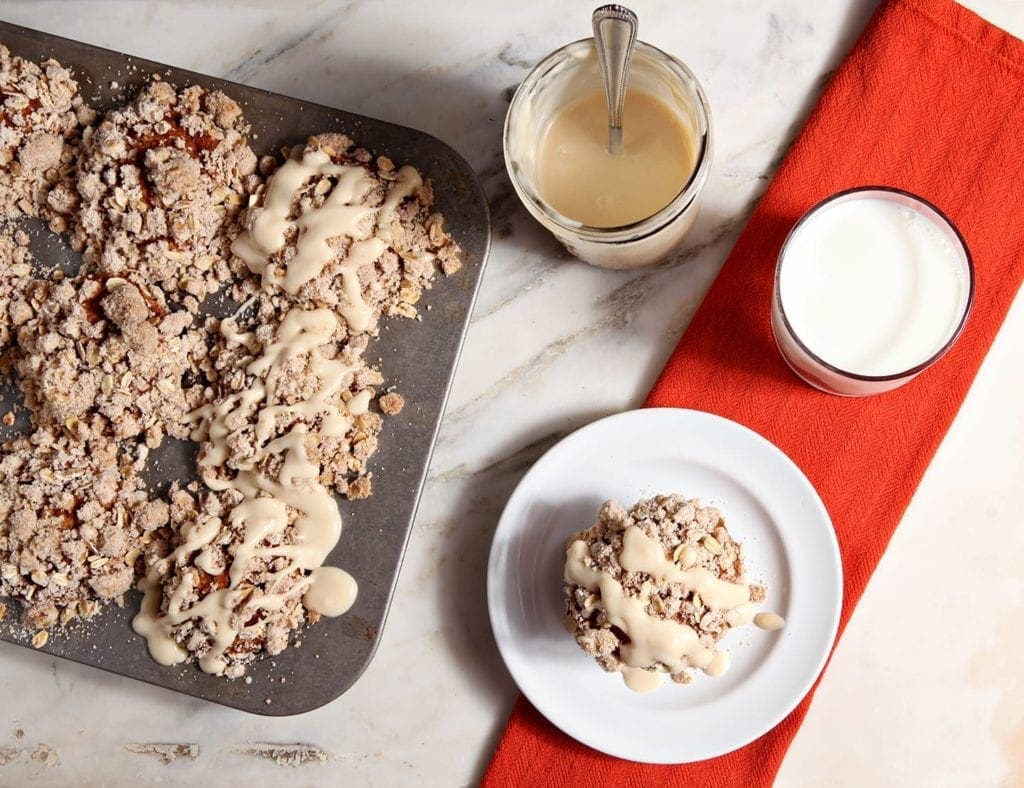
[564,495,771,691]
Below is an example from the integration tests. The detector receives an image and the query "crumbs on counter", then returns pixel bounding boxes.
[230,742,330,767]
[123,743,199,765]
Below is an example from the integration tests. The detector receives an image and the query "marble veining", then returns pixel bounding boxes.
[1,1,1024,786]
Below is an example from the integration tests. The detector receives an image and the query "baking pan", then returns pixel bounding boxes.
[0,20,490,715]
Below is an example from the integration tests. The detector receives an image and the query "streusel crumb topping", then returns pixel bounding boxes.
[1,57,463,678]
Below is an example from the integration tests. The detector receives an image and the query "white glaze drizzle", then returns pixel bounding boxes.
[619,526,750,611]
[566,526,785,692]
[230,150,424,334]
[133,308,365,675]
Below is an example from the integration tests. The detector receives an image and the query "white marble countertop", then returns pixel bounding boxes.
[2,1,1023,785]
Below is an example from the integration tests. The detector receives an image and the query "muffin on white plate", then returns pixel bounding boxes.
[564,495,778,692]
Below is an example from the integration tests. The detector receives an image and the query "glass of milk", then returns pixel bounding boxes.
[503,39,713,269]
[772,187,974,396]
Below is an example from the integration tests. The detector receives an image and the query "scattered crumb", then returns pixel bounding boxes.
[124,743,199,765]
[231,743,329,767]
[30,744,60,768]
[378,391,404,415]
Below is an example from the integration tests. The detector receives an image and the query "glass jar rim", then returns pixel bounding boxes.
[774,186,976,383]
[502,38,713,243]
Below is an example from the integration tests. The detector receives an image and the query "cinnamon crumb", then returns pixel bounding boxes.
[378,392,404,415]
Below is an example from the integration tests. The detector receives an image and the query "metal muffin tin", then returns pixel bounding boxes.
[0,21,490,715]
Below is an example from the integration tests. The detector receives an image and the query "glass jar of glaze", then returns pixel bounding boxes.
[503,39,713,270]
[772,187,975,397]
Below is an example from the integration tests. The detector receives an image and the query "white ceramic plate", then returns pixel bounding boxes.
[487,408,842,764]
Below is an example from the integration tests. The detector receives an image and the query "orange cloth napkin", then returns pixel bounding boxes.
[483,0,1024,784]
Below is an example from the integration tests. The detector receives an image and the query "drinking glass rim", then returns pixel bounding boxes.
[502,38,713,242]
[773,185,975,383]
